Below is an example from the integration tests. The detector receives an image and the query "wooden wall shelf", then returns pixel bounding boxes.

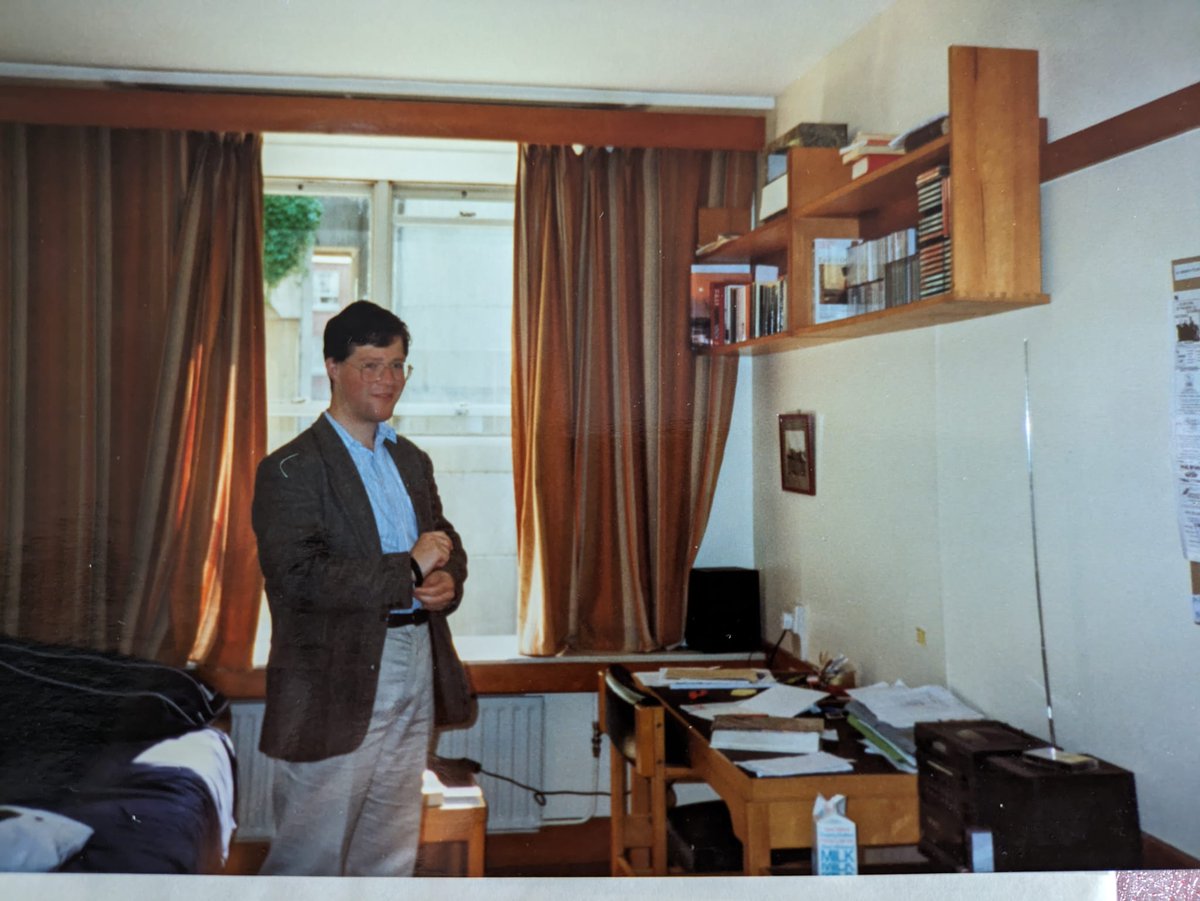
[706,290,1049,355]
[695,46,1046,355]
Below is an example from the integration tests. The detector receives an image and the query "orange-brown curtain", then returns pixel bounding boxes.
[513,145,754,654]
[0,124,265,668]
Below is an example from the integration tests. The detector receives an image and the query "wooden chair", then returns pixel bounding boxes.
[598,663,705,876]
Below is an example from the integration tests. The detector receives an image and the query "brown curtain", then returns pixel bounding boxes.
[513,145,754,654]
[0,124,266,668]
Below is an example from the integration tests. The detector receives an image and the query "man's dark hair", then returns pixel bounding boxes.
[323,300,411,362]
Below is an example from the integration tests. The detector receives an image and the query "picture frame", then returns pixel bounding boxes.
[779,412,816,495]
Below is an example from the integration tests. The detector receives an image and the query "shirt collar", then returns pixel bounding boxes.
[323,411,396,452]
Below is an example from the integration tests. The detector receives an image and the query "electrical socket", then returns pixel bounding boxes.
[792,604,808,659]
[780,610,794,631]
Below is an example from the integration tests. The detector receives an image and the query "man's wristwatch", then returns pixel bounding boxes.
[410,558,425,588]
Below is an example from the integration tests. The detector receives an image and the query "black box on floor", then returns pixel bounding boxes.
[916,720,1140,871]
[666,800,743,873]
[684,567,761,653]
[975,752,1141,871]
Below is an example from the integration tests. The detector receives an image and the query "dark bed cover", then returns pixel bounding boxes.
[0,635,231,873]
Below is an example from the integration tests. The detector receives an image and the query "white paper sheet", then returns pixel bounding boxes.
[737,751,855,777]
[634,667,775,689]
[734,683,830,717]
[679,700,756,720]
[846,682,982,730]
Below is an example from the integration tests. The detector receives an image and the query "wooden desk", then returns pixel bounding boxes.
[643,680,919,875]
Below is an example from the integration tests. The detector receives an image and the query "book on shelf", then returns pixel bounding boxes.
[729,283,751,343]
[840,131,904,163]
[840,145,906,165]
[891,113,949,152]
[689,264,750,348]
[842,130,898,149]
[709,714,823,754]
[754,277,788,337]
[850,154,901,179]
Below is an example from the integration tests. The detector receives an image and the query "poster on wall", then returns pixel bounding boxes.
[1169,254,1200,623]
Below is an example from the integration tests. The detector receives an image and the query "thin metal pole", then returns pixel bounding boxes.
[1023,339,1057,748]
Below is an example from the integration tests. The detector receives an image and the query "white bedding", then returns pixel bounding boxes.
[134,727,237,862]
[0,806,94,872]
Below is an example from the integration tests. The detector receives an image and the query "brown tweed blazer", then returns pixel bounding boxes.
[251,415,473,762]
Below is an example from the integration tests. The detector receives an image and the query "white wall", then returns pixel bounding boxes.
[745,0,1200,855]
[262,134,518,184]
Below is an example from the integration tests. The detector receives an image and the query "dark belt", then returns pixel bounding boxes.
[385,608,429,628]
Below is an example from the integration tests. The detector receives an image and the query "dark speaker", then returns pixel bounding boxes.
[685,567,761,653]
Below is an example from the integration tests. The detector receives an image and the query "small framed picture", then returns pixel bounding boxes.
[779,412,815,495]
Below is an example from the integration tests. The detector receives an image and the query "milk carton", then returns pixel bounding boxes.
[813,793,858,875]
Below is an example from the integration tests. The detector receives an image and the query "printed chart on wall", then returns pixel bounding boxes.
[1170,254,1200,623]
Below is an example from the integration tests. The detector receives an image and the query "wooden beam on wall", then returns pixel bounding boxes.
[1041,80,1200,182]
[0,84,765,151]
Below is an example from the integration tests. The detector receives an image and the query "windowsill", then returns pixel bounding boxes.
[206,635,767,700]
[452,633,760,664]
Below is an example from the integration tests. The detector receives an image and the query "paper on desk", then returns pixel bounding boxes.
[847,681,982,730]
[860,742,918,774]
[738,752,855,777]
[735,683,830,717]
[680,700,754,720]
[635,667,774,689]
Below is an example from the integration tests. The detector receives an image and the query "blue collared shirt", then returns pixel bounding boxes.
[323,412,421,610]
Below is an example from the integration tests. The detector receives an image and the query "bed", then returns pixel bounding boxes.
[0,636,235,873]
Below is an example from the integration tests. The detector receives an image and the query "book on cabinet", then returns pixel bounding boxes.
[692,45,1048,356]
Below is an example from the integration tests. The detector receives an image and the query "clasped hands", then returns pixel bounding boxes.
[410,530,455,610]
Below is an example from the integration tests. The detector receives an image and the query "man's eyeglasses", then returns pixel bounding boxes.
[351,360,414,383]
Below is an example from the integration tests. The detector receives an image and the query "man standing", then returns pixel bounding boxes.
[251,301,470,876]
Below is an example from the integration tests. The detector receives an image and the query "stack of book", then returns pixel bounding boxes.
[843,682,984,773]
[709,714,823,754]
[840,131,905,180]
[916,165,952,297]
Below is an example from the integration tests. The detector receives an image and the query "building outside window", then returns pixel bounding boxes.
[256,136,519,662]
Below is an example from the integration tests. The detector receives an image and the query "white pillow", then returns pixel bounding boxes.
[0,805,94,872]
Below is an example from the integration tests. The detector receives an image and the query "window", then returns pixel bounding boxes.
[256,137,518,664]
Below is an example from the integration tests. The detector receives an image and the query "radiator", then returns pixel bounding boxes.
[229,702,275,840]
[230,694,545,839]
[436,695,545,832]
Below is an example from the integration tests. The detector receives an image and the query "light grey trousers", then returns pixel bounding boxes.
[260,622,433,876]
